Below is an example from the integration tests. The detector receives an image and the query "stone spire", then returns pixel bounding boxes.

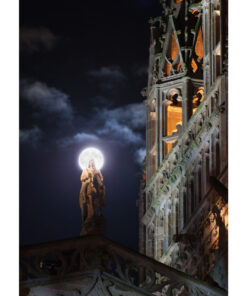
[147,0,204,91]
[79,158,106,235]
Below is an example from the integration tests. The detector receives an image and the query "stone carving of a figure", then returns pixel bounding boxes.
[79,159,105,223]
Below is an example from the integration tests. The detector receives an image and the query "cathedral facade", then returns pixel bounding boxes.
[20,1,228,295]
[139,0,228,290]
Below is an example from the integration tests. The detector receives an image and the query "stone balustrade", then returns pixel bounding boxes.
[20,235,227,296]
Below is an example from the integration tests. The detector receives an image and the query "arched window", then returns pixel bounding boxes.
[192,87,204,113]
[164,88,182,155]
[166,89,182,135]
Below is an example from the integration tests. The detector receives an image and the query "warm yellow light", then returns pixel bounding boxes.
[78,147,104,170]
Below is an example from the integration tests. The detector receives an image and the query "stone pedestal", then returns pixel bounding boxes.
[80,215,107,236]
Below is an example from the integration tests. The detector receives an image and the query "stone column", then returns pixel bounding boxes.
[201,149,206,197]
[197,163,202,204]
[189,175,195,216]
[220,76,227,170]
[159,89,164,163]
[178,186,184,232]
[163,213,169,252]
[172,199,177,237]
[221,0,228,74]
[182,77,192,128]
[203,0,210,92]
[155,89,160,169]
[194,163,199,209]
[186,174,191,220]
[205,145,210,194]
[145,104,150,182]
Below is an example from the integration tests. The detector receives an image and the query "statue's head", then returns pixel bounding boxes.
[88,158,96,170]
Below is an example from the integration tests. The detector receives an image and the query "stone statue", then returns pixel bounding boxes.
[79,159,106,235]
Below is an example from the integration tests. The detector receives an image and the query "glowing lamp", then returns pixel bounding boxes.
[78,147,104,170]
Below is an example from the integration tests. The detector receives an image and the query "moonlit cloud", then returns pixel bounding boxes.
[20,126,43,147]
[56,102,145,154]
[98,119,143,145]
[95,102,145,145]
[135,147,146,165]
[57,132,99,148]
[21,81,73,121]
[20,27,58,53]
[98,103,146,130]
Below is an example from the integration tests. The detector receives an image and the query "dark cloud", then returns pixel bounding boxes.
[20,27,58,53]
[21,81,74,121]
[20,126,43,147]
[88,65,126,91]
[136,65,148,77]
[88,65,126,81]
[56,103,145,152]
[98,103,146,130]
[90,95,113,107]
[20,78,145,164]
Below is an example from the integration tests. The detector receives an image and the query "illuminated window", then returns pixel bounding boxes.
[166,89,182,136]
[195,26,203,60]
[164,31,182,76]
[191,26,203,73]
[164,139,177,155]
[191,57,198,73]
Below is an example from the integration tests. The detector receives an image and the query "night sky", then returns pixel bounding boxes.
[20,0,161,250]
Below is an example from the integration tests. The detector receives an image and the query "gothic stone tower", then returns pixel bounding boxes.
[139,0,228,290]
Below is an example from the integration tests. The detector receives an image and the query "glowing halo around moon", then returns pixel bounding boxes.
[78,147,104,170]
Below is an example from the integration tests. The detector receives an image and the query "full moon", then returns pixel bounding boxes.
[78,147,104,170]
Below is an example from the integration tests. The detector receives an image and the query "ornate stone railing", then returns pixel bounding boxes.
[20,235,227,296]
[142,75,226,226]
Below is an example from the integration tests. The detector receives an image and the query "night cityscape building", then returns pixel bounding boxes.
[20,0,228,295]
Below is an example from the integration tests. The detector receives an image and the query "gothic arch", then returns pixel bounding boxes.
[160,16,184,79]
